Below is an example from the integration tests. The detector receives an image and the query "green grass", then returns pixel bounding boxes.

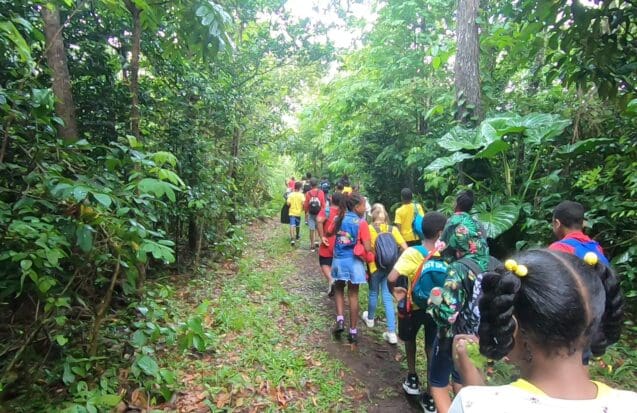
[179,222,355,412]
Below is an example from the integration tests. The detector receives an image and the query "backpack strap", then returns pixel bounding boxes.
[558,238,610,265]
[413,245,427,257]
[456,257,484,303]
[406,246,434,312]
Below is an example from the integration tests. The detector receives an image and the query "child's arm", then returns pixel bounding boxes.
[316,213,328,245]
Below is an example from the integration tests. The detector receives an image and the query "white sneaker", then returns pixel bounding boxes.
[361,311,374,328]
[383,331,398,344]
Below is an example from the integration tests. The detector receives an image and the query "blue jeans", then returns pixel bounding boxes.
[367,270,396,333]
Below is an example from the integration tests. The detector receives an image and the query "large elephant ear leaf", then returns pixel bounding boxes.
[522,113,571,145]
[425,152,472,172]
[473,199,520,239]
[437,126,482,151]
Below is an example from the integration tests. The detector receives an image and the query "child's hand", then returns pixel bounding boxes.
[392,286,407,302]
[321,236,329,246]
[453,335,486,369]
[452,334,487,386]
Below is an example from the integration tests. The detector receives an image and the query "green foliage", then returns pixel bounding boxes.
[0,0,331,408]
[294,0,637,306]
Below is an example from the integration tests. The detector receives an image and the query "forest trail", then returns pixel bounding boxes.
[168,218,422,412]
[291,229,421,412]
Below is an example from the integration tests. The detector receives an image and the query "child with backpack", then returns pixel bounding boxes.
[329,192,373,344]
[548,200,610,365]
[394,188,425,247]
[316,191,342,296]
[449,249,635,412]
[286,182,305,246]
[549,200,609,265]
[361,203,408,344]
[427,191,493,413]
[387,211,448,412]
[304,178,326,252]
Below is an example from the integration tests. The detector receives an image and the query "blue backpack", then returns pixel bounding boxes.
[374,225,400,270]
[557,238,610,266]
[411,246,448,309]
[411,203,424,239]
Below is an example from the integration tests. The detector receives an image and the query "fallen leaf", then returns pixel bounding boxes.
[216,392,231,409]
[130,388,148,408]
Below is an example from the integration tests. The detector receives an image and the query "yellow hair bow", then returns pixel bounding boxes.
[504,259,528,277]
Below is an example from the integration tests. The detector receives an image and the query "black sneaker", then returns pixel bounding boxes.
[332,319,344,337]
[327,281,335,297]
[296,235,300,240]
[347,332,358,344]
[402,373,420,395]
[419,392,436,413]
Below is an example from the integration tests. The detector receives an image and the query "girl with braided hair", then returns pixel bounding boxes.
[449,249,636,412]
[328,191,372,344]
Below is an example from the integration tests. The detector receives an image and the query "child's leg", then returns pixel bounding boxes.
[289,217,295,240]
[429,336,454,413]
[380,274,396,333]
[334,281,345,318]
[320,263,333,284]
[347,282,359,330]
[423,315,437,393]
[367,271,381,320]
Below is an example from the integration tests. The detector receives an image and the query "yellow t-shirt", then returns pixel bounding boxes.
[287,192,305,217]
[368,224,406,274]
[394,203,425,242]
[392,245,427,310]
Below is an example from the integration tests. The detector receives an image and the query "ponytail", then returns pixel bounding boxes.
[590,263,624,356]
[334,192,363,234]
[477,249,624,361]
[478,270,521,360]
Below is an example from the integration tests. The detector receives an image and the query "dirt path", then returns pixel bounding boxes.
[167,218,424,412]
[287,231,422,412]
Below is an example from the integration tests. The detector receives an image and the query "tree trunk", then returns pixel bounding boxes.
[454,0,482,125]
[41,5,78,143]
[125,0,142,139]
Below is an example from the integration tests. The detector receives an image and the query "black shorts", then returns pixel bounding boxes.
[398,309,437,348]
[319,256,333,267]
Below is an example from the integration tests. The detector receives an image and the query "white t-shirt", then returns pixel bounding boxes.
[450,380,637,413]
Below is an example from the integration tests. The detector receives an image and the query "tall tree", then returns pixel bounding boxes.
[454,0,482,124]
[41,4,78,143]
[124,0,142,138]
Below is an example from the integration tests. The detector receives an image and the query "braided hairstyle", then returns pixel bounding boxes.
[478,249,624,360]
[333,192,364,234]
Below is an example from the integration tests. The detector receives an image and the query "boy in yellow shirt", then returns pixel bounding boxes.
[287,182,305,245]
[394,188,425,247]
[388,211,448,412]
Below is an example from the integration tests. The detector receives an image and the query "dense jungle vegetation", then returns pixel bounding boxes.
[0,0,636,411]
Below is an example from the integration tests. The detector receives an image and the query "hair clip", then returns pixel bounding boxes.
[583,252,598,266]
[504,259,528,277]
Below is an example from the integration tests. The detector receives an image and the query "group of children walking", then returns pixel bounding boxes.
[282,180,636,412]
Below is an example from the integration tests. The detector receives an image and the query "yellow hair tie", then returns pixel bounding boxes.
[583,252,598,266]
[515,265,528,277]
[504,259,528,277]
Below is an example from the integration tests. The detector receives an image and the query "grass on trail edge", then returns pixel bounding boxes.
[168,220,356,412]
